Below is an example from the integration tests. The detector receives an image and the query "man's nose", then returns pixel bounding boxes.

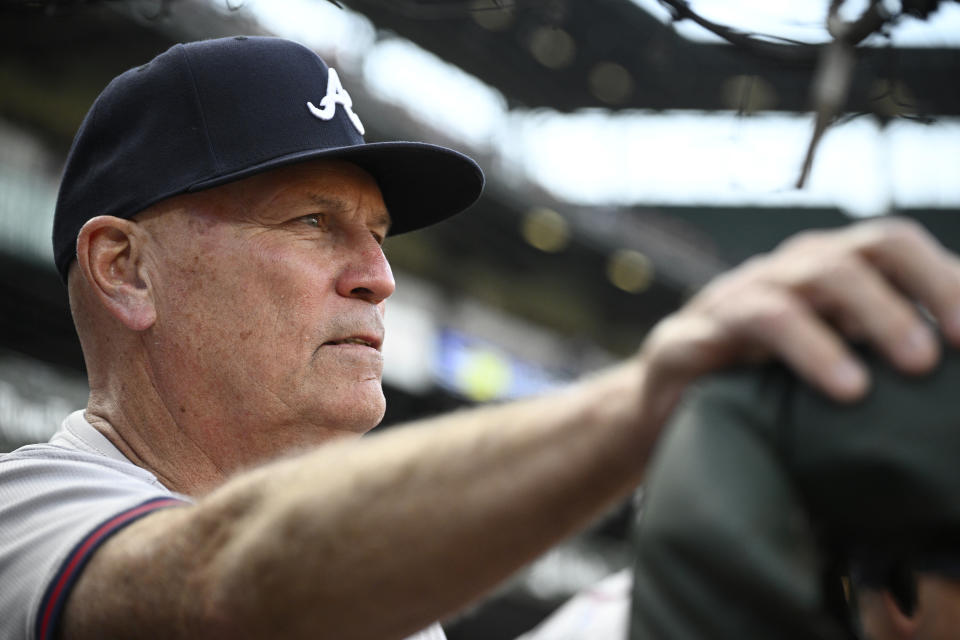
[336,234,396,305]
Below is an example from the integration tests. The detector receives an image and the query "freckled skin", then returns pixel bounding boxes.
[133,159,395,475]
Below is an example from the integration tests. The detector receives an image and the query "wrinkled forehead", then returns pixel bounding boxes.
[138,158,392,228]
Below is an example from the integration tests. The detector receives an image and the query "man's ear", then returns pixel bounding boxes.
[879,589,921,639]
[75,215,157,331]
[857,587,920,640]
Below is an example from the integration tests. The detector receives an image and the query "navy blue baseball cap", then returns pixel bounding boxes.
[52,36,484,281]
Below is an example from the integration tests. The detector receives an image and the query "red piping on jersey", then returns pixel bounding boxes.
[36,496,185,640]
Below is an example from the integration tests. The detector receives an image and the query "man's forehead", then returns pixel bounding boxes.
[199,159,390,221]
[134,160,392,234]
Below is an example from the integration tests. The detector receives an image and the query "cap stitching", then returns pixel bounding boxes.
[177,45,222,174]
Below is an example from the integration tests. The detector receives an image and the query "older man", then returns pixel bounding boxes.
[1,36,959,640]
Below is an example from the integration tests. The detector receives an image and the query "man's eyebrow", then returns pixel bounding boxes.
[308,193,349,211]
[307,193,392,232]
[371,211,392,234]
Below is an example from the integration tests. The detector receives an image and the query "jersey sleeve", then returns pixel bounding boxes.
[0,447,188,640]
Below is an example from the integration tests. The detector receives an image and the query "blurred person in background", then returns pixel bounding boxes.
[522,347,960,640]
[629,343,960,640]
[2,35,960,640]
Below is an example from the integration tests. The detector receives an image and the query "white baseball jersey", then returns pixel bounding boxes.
[515,569,630,640]
[0,411,446,640]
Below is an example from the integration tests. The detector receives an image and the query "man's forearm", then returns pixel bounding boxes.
[205,361,650,639]
[66,361,653,640]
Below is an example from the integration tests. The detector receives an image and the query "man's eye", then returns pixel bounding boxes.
[301,214,324,227]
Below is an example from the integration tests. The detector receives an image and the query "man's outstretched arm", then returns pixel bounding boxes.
[60,219,960,640]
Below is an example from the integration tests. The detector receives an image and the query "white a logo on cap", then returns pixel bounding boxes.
[307,68,365,135]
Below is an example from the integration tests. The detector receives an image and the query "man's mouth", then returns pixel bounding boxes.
[323,336,381,350]
[327,338,372,347]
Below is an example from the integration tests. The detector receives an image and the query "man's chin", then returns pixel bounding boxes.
[281,399,385,451]
[326,388,386,436]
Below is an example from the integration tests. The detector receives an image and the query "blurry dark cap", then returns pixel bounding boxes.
[788,341,960,555]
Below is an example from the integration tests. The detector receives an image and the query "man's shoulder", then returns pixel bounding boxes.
[0,423,189,517]
[1,440,159,489]
[1,410,172,495]
[0,425,189,640]
[0,443,184,539]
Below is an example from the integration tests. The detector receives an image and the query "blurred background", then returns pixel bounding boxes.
[1,0,958,636]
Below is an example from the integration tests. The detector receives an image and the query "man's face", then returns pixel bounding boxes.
[136,159,395,471]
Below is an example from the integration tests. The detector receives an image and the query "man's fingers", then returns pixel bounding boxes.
[731,288,868,401]
[851,219,960,344]
[796,253,939,374]
[642,218,960,411]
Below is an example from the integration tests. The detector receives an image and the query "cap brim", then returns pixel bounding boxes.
[190,141,484,234]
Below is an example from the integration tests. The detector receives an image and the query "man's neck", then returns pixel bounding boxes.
[84,394,228,496]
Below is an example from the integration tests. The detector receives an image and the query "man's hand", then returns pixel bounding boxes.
[637,218,960,426]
